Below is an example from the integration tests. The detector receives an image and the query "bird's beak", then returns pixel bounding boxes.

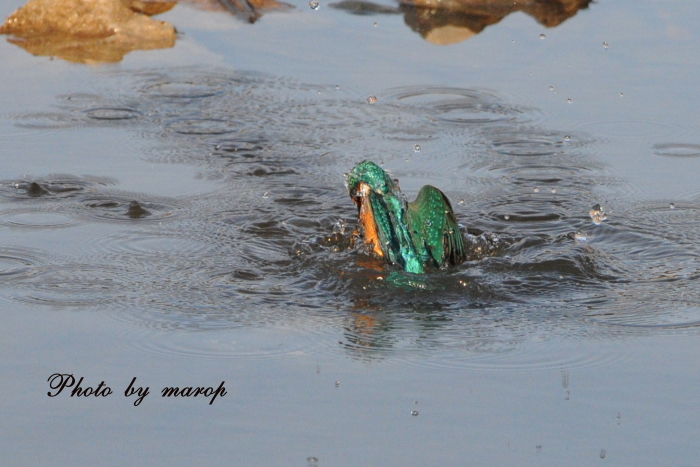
[350,182,366,209]
[352,183,384,258]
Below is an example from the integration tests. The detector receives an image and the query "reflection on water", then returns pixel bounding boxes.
[181,0,292,23]
[331,0,592,44]
[0,0,295,63]
[0,0,176,63]
[1,0,595,63]
[1,69,699,369]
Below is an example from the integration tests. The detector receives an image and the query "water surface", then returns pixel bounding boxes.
[1,0,699,465]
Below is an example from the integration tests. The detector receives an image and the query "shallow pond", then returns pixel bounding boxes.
[1,0,699,465]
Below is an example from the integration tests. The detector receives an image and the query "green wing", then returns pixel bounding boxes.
[368,190,425,274]
[406,185,466,268]
[367,190,399,265]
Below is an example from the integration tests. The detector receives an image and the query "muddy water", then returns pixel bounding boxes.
[1,0,700,466]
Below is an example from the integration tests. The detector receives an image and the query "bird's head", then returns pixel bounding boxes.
[345,160,395,206]
[346,160,410,264]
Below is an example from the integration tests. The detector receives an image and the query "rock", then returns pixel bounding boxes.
[0,0,176,63]
[128,0,177,15]
[349,0,593,45]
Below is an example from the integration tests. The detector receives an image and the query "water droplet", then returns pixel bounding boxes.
[533,187,539,193]
[551,188,557,193]
[373,22,378,27]
[511,39,515,43]
[536,445,542,453]
[366,95,377,104]
[335,85,340,90]
[504,215,510,220]
[670,203,675,209]
[425,220,432,226]
[567,98,572,104]
[564,135,571,141]
[574,231,587,241]
[458,199,464,205]
[599,449,606,459]
[334,219,346,234]
[549,85,555,92]
[619,92,624,97]
[603,41,609,49]
[262,191,269,198]
[317,90,322,94]
[539,34,546,39]
[411,410,419,416]
[589,203,607,225]
[334,381,340,387]
[413,144,421,153]
[309,0,319,9]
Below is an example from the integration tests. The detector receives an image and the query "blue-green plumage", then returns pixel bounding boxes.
[347,161,466,274]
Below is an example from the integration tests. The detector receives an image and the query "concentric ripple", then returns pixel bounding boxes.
[384,336,631,373]
[10,263,126,308]
[12,111,80,129]
[384,86,533,125]
[0,209,79,229]
[583,298,700,330]
[0,176,107,200]
[89,231,210,257]
[166,119,241,135]
[580,119,686,140]
[0,247,49,281]
[78,195,184,223]
[141,81,230,99]
[84,107,141,121]
[653,143,700,158]
[124,326,335,361]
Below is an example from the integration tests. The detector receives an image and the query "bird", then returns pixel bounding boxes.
[346,160,466,274]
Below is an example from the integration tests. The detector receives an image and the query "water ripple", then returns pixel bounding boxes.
[141,81,230,99]
[653,143,700,158]
[166,119,242,135]
[384,86,531,125]
[0,209,79,229]
[124,326,335,361]
[0,247,53,281]
[0,175,111,200]
[77,195,185,223]
[4,68,700,368]
[89,231,211,257]
[580,119,687,140]
[12,111,80,129]
[84,107,141,121]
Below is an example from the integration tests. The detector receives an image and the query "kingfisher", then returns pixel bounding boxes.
[346,160,466,274]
